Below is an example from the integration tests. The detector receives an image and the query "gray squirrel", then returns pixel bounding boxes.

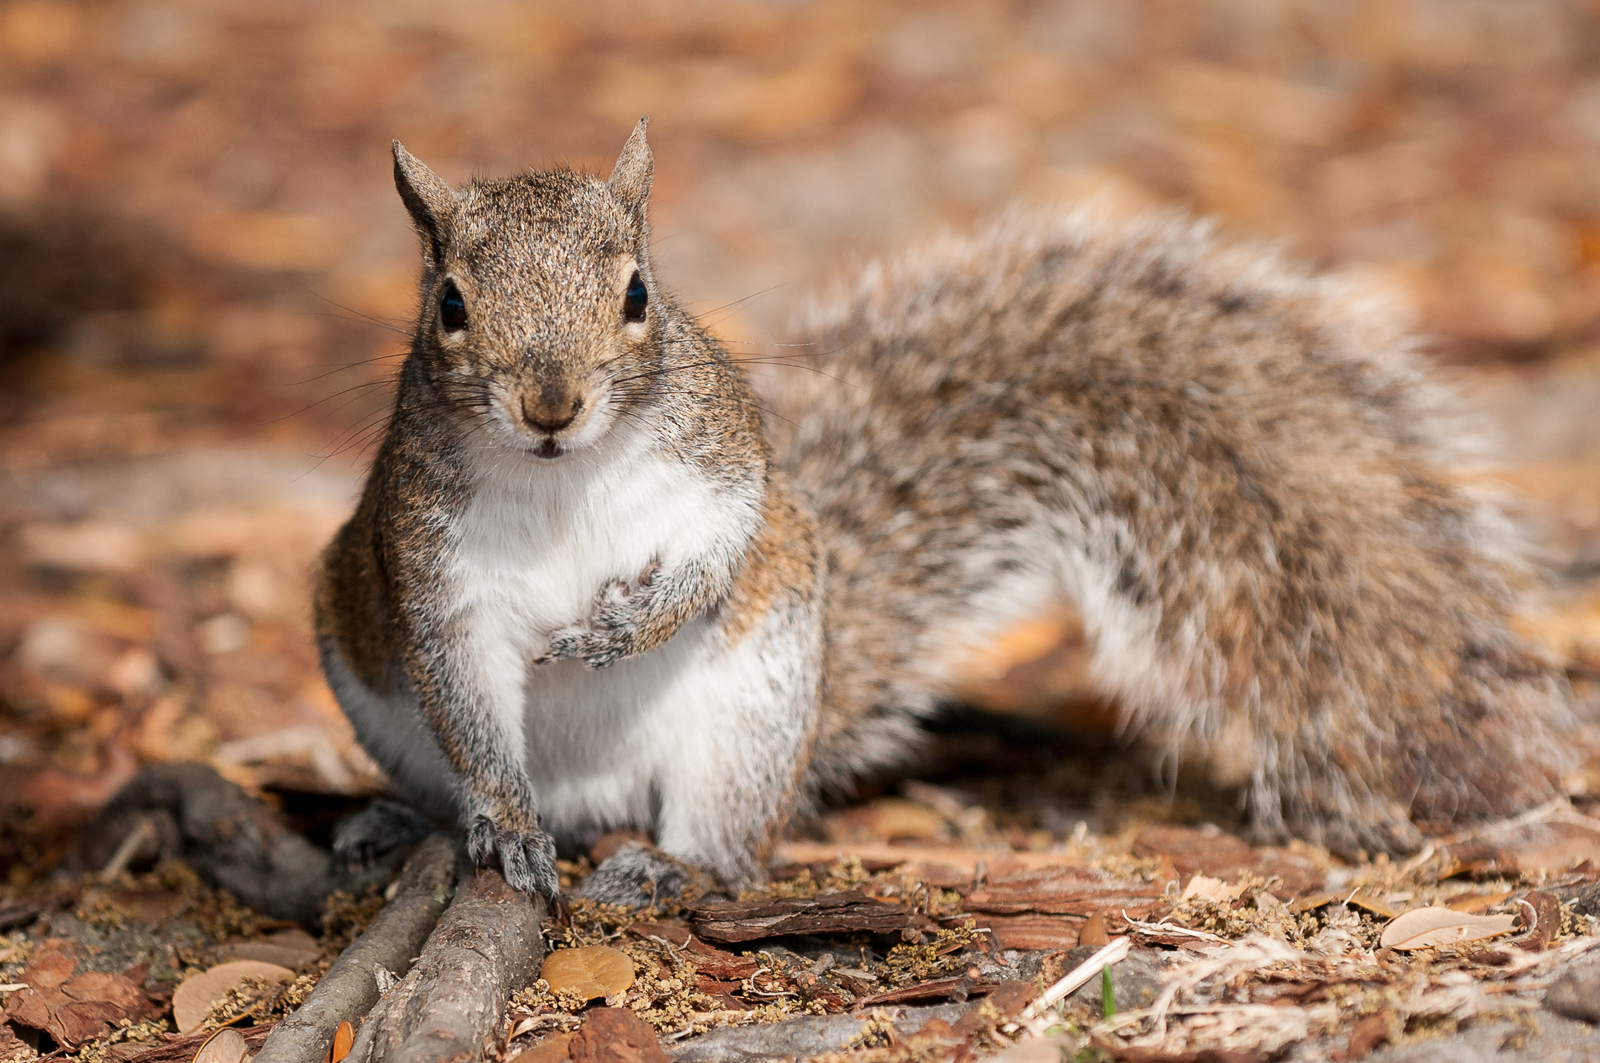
[313,119,1579,901]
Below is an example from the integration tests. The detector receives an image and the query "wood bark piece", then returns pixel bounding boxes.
[254,835,459,1063]
[853,976,998,1007]
[667,1003,968,1063]
[568,1008,668,1063]
[346,868,546,1063]
[688,891,935,944]
[960,867,1162,916]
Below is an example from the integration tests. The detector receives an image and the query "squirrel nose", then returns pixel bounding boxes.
[521,392,584,434]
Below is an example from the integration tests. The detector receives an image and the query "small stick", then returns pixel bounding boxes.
[1016,936,1131,1026]
[98,817,155,882]
[254,835,459,1063]
[345,867,547,1063]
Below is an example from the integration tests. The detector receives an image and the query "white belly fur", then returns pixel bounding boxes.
[434,427,766,849]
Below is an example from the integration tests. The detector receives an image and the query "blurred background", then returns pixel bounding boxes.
[4,0,1600,879]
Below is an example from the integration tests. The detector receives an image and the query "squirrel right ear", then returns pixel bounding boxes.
[607,117,653,219]
[393,140,457,266]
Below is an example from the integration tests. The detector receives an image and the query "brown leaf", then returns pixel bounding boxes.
[55,999,125,1045]
[1378,907,1518,950]
[20,947,78,991]
[171,961,294,1034]
[568,1008,667,1063]
[1079,912,1110,947]
[192,1028,249,1063]
[122,1023,276,1063]
[330,1020,354,1063]
[540,947,635,1002]
[825,798,948,843]
[60,971,150,1019]
[1442,890,1515,913]
[1342,1010,1394,1059]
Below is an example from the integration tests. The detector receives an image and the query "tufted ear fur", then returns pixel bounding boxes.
[607,117,653,220]
[393,140,458,267]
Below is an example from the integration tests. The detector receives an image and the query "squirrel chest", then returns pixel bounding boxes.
[436,431,763,837]
[445,433,745,649]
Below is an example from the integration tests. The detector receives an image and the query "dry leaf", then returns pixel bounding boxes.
[824,798,947,843]
[1079,912,1109,947]
[1443,890,1515,914]
[171,961,294,1034]
[539,947,634,1002]
[330,1020,354,1063]
[1379,906,1518,950]
[193,1028,249,1063]
[1180,874,1244,902]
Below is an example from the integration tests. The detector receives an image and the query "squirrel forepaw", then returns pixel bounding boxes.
[467,813,560,899]
[535,624,630,668]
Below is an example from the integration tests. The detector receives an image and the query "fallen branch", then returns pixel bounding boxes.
[254,834,460,1063]
[665,1002,969,1063]
[346,868,546,1063]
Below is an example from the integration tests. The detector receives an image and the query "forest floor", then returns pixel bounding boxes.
[4,1,1600,1060]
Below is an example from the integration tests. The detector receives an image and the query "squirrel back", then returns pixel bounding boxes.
[775,210,1576,854]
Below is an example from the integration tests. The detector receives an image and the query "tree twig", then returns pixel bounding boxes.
[254,834,460,1063]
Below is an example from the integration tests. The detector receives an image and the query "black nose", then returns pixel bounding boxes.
[521,393,583,433]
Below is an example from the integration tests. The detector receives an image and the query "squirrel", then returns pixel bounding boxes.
[314,118,1581,902]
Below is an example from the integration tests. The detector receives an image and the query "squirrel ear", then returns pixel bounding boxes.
[392,140,457,265]
[607,117,653,217]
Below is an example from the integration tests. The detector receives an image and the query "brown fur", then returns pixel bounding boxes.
[774,212,1579,854]
[316,126,1581,902]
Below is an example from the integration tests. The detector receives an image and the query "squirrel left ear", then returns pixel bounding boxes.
[607,117,653,217]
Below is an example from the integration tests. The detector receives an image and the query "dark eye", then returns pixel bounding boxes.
[439,281,467,330]
[622,270,648,324]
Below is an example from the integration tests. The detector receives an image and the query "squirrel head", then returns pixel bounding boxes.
[393,118,662,461]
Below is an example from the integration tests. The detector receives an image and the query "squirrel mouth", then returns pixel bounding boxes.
[533,438,564,460]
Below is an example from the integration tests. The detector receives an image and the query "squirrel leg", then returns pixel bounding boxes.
[398,610,561,898]
[651,592,823,890]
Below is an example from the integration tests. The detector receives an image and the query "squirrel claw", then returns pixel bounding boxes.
[467,813,559,899]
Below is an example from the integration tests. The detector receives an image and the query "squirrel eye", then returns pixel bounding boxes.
[439,282,468,330]
[622,270,648,324]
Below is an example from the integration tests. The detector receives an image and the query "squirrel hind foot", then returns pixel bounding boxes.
[332,798,438,871]
[574,841,720,908]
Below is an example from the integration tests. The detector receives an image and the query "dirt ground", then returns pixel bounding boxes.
[3,2,1600,1061]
